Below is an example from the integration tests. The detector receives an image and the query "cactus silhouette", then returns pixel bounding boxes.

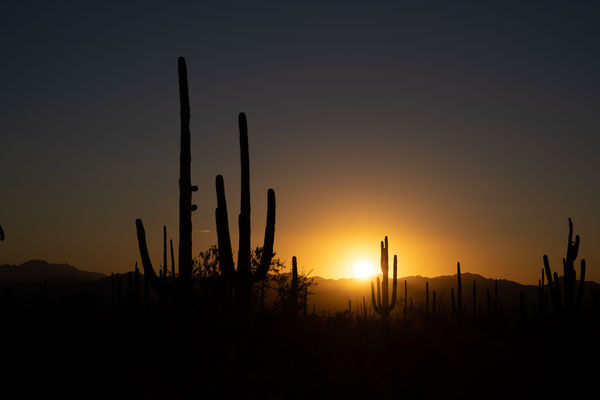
[425,281,429,315]
[457,262,463,317]
[403,280,408,320]
[290,256,299,316]
[472,280,477,318]
[0,225,4,241]
[538,269,545,315]
[543,218,586,315]
[135,57,197,299]
[170,239,175,278]
[162,225,168,279]
[370,236,397,326]
[215,113,276,311]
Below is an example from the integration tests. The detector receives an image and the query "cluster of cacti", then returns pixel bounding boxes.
[370,237,397,326]
[543,218,586,316]
[215,112,276,312]
[111,262,147,307]
[135,57,197,300]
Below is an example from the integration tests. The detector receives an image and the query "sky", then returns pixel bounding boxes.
[1,1,599,284]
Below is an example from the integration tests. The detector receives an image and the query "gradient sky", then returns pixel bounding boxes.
[2,1,599,283]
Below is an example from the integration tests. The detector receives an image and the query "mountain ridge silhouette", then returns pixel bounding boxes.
[0,259,106,283]
[1,260,596,313]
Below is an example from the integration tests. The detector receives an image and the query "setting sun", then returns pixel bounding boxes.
[354,261,376,279]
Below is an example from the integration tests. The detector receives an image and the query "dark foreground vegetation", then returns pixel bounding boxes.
[1,57,597,399]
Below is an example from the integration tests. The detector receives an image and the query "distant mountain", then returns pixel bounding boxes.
[0,259,106,283]
[309,273,599,314]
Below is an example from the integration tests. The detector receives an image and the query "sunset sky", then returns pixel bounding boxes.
[2,1,599,284]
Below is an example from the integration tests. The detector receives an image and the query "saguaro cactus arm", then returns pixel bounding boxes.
[370,281,376,311]
[216,175,235,280]
[136,219,171,296]
[252,188,276,283]
[543,255,559,312]
[0,225,4,241]
[566,218,580,261]
[389,255,398,311]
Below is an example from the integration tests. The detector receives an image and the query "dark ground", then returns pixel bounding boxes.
[1,305,597,400]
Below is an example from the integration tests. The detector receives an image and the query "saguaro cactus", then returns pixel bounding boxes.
[370,236,398,326]
[215,113,276,311]
[0,225,4,241]
[472,280,477,318]
[403,280,408,319]
[457,262,463,316]
[170,239,175,278]
[543,218,586,315]
[290,256,299,316]
[162,226,168,279]
[135,57,197,299]
[425,281,429,315]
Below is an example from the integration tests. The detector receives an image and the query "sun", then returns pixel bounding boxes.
[354,261,376,279]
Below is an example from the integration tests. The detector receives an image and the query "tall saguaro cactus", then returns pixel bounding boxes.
[370,236,398,326]
[135,57,197,298]
[543,218,586,315]
[215,113,276,311]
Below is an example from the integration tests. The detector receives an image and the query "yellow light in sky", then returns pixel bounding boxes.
[354,261,376,279]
